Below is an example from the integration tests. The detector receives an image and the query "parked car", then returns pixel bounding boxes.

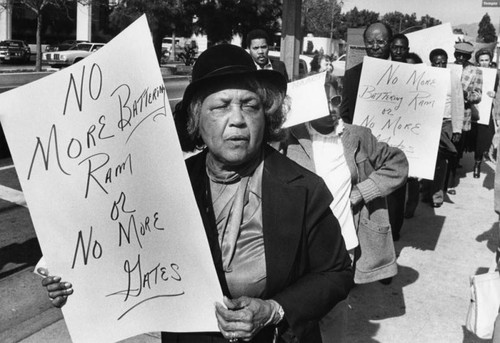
[161,37,187,64]
[162,37,182,51]
[268,50,313,79]
[45,40,89,52]
[0,40,31,63]
[332,54,346,76]
[42,42,105,67]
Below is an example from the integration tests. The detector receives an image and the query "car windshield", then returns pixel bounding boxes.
[72,43,93,51]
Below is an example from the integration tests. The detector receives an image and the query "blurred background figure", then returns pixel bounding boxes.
[310,53,333,74]
[246,28,289,81]
[424,48,464,207]
[465,48,498,178]
[310,53,338,101]
[405,52,423,64]
[390,33,410,62]
[451,40,483,184]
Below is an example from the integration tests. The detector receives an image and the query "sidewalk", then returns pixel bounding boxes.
[346,152,498,343]
[4,152,498,343]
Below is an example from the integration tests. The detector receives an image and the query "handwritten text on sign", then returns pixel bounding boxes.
[282,71,329,128]
[0,16,222,343]
[353,57,449,179]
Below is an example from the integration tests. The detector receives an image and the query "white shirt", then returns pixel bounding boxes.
[254,59,273,70]
[306,120,359,250]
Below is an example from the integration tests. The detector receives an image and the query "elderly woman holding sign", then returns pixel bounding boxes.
[42,44,354,342]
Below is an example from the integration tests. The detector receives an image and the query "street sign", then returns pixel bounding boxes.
[483,0,500,7]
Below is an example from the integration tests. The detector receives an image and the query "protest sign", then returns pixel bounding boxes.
[282,71,330,128]
[407,23,456,65]
[352,57,449,179]
[0,15,222,343]
[475,67,497,125]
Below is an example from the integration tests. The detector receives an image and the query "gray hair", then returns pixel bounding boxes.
[186,75,289,150]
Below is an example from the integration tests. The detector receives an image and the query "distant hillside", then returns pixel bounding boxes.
[453,23,478,37]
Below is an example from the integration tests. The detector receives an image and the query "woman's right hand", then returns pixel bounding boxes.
[41,273,73,308]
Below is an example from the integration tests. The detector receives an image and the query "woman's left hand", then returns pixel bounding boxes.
[215,296,274,342]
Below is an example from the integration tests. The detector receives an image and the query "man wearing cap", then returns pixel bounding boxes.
[454,40,482,115]
[246,29,289,81]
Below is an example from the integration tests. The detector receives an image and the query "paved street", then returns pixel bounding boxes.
[0,147,499,342]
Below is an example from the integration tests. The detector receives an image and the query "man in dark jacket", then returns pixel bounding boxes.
[340,22,393,124]
[340,22,407,240]
[246,29,289,81]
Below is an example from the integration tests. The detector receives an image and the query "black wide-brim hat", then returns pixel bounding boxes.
[181,44,287,110]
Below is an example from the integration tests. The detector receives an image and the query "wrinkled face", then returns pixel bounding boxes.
[199,85,265,169]
[249,38,269,67]
[364,24,391,60]
[478,54,491,68]
[431,54,447,68]
[390,38,409,62]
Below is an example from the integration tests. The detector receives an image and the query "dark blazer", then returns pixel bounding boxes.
[340,62,363,124]
[163,146,353,342]
[270,59,289,82]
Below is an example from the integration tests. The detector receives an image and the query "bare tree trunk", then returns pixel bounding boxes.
[171,32,176,62]
[35,11,42,72]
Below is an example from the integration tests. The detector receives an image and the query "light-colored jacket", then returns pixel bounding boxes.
[281,123,409,283]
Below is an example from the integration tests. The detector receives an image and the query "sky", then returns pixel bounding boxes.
[341,0,500,27]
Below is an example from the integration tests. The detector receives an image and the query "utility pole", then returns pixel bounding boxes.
[330,2,335,40]
[281,0,302,80]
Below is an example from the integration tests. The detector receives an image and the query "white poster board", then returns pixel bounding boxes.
[352,57,449,179]
[282,72,329,128]
[407,23,456,65]
[0,15,222,343]
[475,67,497,125]
[447,63,463,83]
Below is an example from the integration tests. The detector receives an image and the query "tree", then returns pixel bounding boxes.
[334,7,379,40]
[0,0,70,71]
[109,0,193,62]
[233,0,282,47]
[419,14,441,29]
[108,0,282,60]
[190,0,282,48]
[302,0,339,38]
[381,11,418,33]
[478,13,496,43]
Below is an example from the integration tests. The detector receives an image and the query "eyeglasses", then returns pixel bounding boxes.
[330,95,342,107]
[365,39,388,48]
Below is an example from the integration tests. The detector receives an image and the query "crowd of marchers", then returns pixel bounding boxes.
[35,24,500,343]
